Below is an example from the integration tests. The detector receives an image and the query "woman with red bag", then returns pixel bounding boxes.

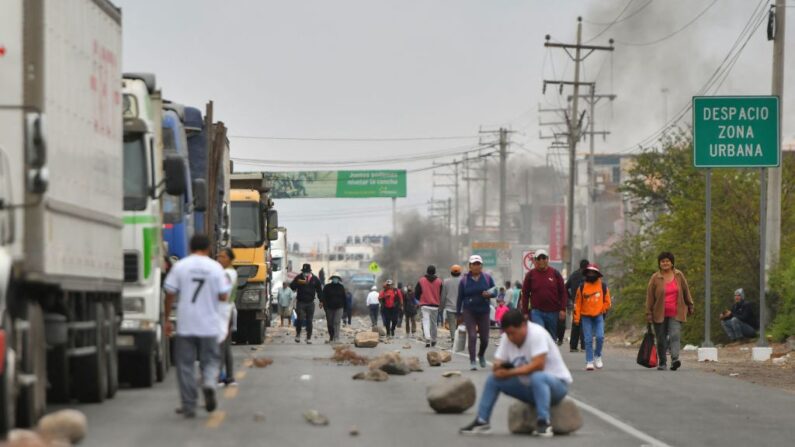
[645,252,695,371]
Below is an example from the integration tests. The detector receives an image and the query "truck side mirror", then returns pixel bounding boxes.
[267,209,279,241]
[193,178,208,212]
[163,156,186,196]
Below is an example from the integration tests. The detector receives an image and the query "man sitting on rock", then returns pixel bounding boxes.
[460,310,573,437]
[719,288,758,342]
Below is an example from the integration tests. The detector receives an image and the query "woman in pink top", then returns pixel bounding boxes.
[494,298,509,326]
[645,252,695,371]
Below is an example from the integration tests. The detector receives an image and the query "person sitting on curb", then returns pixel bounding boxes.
[460,310,573,438]
[720,288,758,342]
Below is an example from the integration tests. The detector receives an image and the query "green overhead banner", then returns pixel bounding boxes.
[266,170,407,199]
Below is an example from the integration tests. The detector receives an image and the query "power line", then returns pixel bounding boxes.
[585,0,636,43]
[584,0,654,26]
[228,134,478,142]
[614,0,719,47]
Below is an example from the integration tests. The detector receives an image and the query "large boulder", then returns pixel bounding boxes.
[352,370,389,382]
[427,351,442,367]
[426,377,476,413]
[369,352,410,375]
[439,351,452,363]
[354,331,379,348]
[507,398,583,435]
[405,356,424,372]
[37,409,88,444]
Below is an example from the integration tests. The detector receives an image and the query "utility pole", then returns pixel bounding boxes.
[544,17,614,274]
[481,152,488,229]
[765,0,786,276]
[569,90,616,261]
[499,128,508,244]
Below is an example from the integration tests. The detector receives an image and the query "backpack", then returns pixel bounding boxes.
[578,281,608,303]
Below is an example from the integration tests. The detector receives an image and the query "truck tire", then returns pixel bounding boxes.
[104,302,119,399]
[130,346,156,388]
[0,314,17,438]
[76,303,107,403]
[16,302,46,427]
[46,344,69,403]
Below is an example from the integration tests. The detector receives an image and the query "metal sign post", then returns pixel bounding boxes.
[758,168,768,347]
[704,169,712,347]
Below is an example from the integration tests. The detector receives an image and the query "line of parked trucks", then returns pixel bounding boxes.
[0,0,288,437]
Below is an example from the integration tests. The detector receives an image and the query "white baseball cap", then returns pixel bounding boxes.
[534,249,549,259]
[468,255,483,264]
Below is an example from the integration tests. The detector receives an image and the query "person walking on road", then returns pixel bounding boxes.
[565,259,589,352]
[720,288,758,341]
[460,310,573,437]
[417,265,443,348]
[276,282,295,328]
[366,286,380,329]
[164,235,232,418]
[321,273,346,343]
[379,280,402,337]
[457,255,497,370]
[573,264,612,371]
[290,264,323,344]
[521,249,567,339]
[645,252,694,371]
[442,265,463,344]
[404,285,418,338]
[343,289,353,326]
[216,248,238,387]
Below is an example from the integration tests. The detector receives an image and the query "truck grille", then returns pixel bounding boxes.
[235,265,258,279]
[124,253,139,283]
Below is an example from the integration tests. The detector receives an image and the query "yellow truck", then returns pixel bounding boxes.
[230,174,278,344]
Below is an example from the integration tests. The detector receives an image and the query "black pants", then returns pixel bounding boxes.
[384,308,399,336]
[295,301,315,339]
[556,316,567,344]
[343,307,352,325]
[569,322,585,350]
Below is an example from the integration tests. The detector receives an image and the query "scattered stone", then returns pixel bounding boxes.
[403,343,412,350]
[377,327,387,337]
[354,332,380,348]
[405,356,424,372]
[250,347,258,351]
[729,373,740,377]
[426,377,476,413]
[682,344,698,351]
[332,346,369,365]
[427,351,442,367]
[369,352,411,375]
[438,351,452,363]
[304,410,329,426]
[7,429,47,447]
[300,374,312,381]
[352,370,389,382]
[254,412,266,422]
[786,336,795,352]
[37,409,88,445]
[252,357,274,368]
[772,356,788,365]
[349,426,360,437]
[442,371,462,378]
[508,398,583,435]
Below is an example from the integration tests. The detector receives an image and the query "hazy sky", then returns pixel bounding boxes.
[115,0,794,250]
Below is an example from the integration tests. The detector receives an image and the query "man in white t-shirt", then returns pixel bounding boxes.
[460,309,573,437]
[366,286,381,329]
[164,235,231,419]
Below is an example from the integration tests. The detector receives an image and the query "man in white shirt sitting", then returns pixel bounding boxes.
[460,309,573,437]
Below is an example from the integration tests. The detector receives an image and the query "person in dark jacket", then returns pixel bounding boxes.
[416,265,443,347]
[564,259,589,352]
[404,285,418,338]
[521,249,567,339]
[379,280,402,337]
[343,290,353,326]
[720,288,758,341]
[457,255,497,370]
[321,273,347,343]
[290,263,323,344]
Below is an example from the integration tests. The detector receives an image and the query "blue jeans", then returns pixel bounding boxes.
[531,309,559,338]
[477,372,568,423]
[580,315,605,363]
[721,317,756,341]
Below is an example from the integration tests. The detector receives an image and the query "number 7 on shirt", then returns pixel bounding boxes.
[192,278,205,303]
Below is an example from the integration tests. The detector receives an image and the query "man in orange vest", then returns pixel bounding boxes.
[416,265,443,348]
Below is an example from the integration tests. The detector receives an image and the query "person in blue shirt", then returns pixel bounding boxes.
[457,255,497,371]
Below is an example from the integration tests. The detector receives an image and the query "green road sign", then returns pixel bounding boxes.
[473,249,498,268]
[692,96,780,168]
[368,262,381,274]
[259,170,407,199]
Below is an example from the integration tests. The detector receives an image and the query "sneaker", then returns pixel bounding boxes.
[479,356,487,368]
[226,381,238,388]
[203,387,217,412]
[294,337,300,343]
[183,410,196,419]
[459,419,491,435]
[470,361,478,371]
[431,341,437,348]
[657,364,667,371]
[534,420,553,438]
[586,362,595,371]
[306,339,312,345]
[425,342,431,348]
[671,359,681,371]
[594,357,604,369]
[570,348,580,353]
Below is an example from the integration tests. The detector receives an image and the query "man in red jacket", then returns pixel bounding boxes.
[521,250,567,338]
[416,265,443,347]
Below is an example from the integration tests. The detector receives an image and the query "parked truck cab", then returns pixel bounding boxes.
[161,106,193,260]
[118,73,172,388]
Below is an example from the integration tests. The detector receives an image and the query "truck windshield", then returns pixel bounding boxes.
[231,201,262,247]
[123,135,148,210]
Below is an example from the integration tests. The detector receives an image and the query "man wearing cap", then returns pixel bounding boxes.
[366,285,381,329]
[443,264,463,344]
[521,250,567,339]
[290,263,324,344]
[719,288,758,342]
[321,273,347,343]
[416,265,444,347]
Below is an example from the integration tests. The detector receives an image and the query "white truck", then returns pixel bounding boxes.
[0,0,185,435]
[118,73,175,388]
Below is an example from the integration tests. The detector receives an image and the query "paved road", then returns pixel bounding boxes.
[60,318,795,447]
